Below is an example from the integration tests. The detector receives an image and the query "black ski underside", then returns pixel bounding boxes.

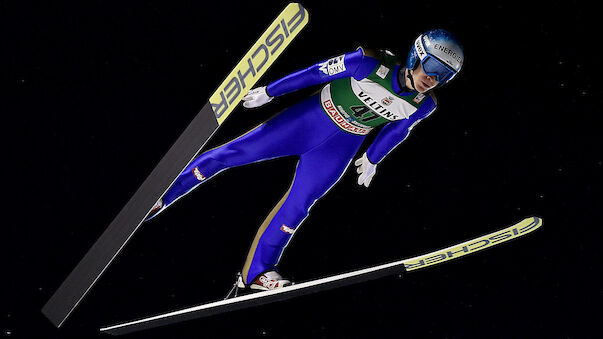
[42,102,218,327]
[101,262,407,335]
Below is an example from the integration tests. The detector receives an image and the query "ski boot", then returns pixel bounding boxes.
[224,271,293,299]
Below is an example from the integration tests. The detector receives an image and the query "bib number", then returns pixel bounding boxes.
[350,106,380,123]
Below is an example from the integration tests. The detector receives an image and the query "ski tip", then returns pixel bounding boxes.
[512,216,543,237]
[522,216,543,231]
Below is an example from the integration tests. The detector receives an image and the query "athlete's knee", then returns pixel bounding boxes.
[200,148,228,165]
[193,146,243,174]
[208,142,254,167]
[280,201,312,230]
[298,190,325,215]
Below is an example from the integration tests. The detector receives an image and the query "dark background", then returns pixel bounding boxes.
[3,0,600,338]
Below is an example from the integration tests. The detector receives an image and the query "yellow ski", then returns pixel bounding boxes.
[101,217,542,335]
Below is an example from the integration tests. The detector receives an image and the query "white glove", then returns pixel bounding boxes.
[242,86,273,108]
[354,152,377,187]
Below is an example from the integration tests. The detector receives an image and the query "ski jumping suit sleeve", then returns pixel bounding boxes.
[156,48,437,284]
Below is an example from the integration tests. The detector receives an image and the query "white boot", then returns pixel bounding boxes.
[247,270,292,291]
[225,271,292,299]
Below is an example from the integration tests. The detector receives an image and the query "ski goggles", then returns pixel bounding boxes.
[420,55,457,84]
[414,36,458,84]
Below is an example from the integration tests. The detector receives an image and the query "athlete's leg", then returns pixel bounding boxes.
[154,95,333,215]
[242,130,365,284]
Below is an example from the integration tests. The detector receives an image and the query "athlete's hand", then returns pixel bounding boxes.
[354,152,377,188]
[242,86,273,108]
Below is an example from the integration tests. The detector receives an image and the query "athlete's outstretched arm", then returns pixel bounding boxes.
[353,117,416,188]
[366,101,436,165]
[242,48,379,108]
[266,47,377,96]
[353,98,436,187]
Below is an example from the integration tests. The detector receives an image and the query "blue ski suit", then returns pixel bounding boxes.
[160,48,437,284]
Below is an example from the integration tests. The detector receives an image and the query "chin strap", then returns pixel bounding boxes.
[406,68,417,91]
[397,67,417,94]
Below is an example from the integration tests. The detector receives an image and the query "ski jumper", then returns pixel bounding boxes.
[160,48,437,284]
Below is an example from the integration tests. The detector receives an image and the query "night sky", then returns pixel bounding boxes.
[4,1,600,338]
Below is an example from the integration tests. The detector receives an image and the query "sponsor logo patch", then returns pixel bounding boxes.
[192,167,206,181]
[413,93,426,103]
[433,43,463,66]
[415,36,427,59]
[280,225,296,234]
[376,65,390,79]
[322,99,371,135]
[319,55,346,76]
[381,96,394,106]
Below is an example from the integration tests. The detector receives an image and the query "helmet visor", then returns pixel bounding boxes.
[420,55,457,84]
